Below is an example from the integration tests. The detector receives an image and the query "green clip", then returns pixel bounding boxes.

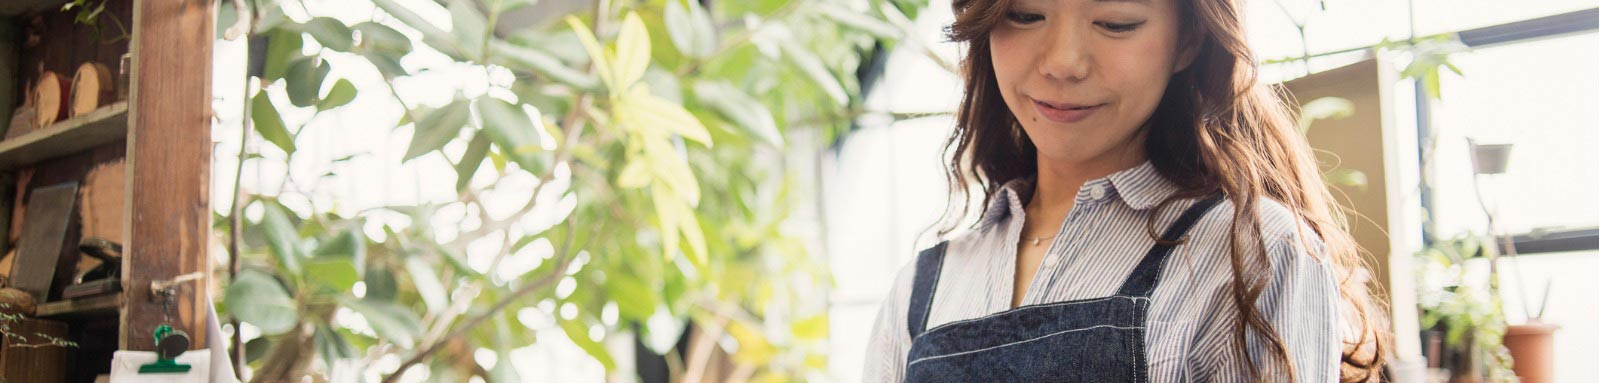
[138,324,192,373]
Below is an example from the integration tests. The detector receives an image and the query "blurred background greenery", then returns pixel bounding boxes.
[212,0,933,381]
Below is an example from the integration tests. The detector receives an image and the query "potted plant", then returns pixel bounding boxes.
[1414,234,1517,383]
[1469,139,1559,383]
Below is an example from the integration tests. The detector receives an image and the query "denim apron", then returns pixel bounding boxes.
[903,194,1224,382]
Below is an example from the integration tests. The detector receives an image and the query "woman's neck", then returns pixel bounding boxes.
[1023,149,1147,232]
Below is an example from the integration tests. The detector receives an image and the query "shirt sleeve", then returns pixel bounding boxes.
[863,261,918,382]
[1191,233,1343,382]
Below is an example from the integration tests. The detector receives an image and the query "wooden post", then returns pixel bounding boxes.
[121,0,212,352]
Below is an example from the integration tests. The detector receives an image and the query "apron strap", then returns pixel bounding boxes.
[1115,192,1227,298]
[906,241,949,340]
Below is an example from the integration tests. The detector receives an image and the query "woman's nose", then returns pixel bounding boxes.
[1038,26,1093,83]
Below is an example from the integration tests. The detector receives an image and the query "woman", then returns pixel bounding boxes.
[863,0,1388,381]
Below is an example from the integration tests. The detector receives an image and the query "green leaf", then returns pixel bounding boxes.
[491,40,599,90]
[251,89,296,154]
[355,21,412,54]
[693,81,782,147]
[304,225,364,288]
[558,317,615,370]
[640,134,700,203]
[603,274,657,321]
[616,159,651,189]
[613,12,651,91]
[344,298,425,349]
[456,132,491,192]
[305,17,355,52]
[261,202,304,275]
[245,336,271,363]
[818,3,902,39]
[263,27,304,82]
[664,0,717,59]
[565,16,615,91]
[1324,168,1369,191]
[477,98,545,172]
[310,225,366,279]
[404,99,470,162]
[363,50,409,78]
[449,0,487,59]
[226,270,299,335]
[314,323,356,371]
[778,41,848,105]
[370,0,450,41]
[405,256,449,314]
[620,92,712,147]
[317,79,358,112]
[364,264,398,301]
[285,57,331,108]
[304,258,360,292]
[1297,97,1354,134]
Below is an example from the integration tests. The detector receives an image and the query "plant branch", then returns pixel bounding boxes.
[380,230,579,383]
[444,95,588,250]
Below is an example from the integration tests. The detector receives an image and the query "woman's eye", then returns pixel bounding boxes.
[1005,11,1045,25]
[1096,21,1145,33]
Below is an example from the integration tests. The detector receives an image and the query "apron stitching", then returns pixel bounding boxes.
[907,324,1147,368]
[919,295,1150,337]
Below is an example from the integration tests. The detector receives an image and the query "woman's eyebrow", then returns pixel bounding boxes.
[1095,0,1153,5]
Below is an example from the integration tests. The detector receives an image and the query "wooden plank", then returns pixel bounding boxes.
[121,0,212,352]
[36,292,123,318]
[0,102,127,170]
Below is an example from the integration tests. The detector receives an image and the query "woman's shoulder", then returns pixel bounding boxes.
[1186,195,1330,259]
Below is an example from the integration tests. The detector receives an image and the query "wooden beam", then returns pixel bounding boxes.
[121,0,212,352]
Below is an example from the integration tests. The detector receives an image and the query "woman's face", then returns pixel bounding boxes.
[990,0,1196,166]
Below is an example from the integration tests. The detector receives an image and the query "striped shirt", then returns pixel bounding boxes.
[863,161,1342,382]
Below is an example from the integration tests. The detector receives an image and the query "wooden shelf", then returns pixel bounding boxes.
[0,102,127,171]
[35,293,122,319]
[0,0,71,16]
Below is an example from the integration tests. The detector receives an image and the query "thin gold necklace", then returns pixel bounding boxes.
[1020,233,1056,246]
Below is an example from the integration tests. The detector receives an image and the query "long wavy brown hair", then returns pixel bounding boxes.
[936,0,1389,381]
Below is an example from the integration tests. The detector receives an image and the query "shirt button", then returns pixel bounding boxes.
[1090,185,1107,200]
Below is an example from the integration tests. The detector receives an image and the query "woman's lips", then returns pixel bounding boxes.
[1031,98,1104,124]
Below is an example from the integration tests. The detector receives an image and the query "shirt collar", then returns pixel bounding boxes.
[977,161,1180,229]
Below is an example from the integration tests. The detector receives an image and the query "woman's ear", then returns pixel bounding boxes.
[1172,34,1203,74]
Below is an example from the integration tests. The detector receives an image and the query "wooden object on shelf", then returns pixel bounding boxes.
[62,277,120,299]
[0,286,35,316]
[33,70,65,129]
[36,292,121,319]
[6,81,37,140]
[0,316,67,382]
[70,62,114,118]
[11,181,79,303]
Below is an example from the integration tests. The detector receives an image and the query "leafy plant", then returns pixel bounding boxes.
[1414,233,1516,382]
[60,0,129,42]
[218,0,927,381]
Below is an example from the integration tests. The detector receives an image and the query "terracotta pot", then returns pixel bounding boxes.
[1503,321,1560,383]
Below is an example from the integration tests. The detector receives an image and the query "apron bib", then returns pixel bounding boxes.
[903,194,1224,382]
